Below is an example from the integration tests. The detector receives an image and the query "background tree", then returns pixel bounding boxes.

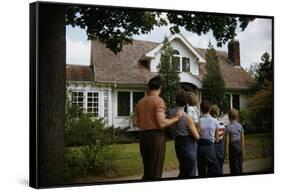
[202,42,226,110]
[244,52,273,133]
[157,37,181,108]
[248,52,273,92]
[32,2,254,185]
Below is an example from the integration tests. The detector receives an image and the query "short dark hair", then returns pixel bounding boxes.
[200,100,211,114]
[175,92,188,107]
[148,76,162,90]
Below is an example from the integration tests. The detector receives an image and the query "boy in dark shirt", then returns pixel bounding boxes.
[225,109,245,175]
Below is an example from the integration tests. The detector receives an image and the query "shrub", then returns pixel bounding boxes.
[64,98,121,181]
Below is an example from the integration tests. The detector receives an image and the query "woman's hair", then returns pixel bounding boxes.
[175,91,188,107]
[187,93,198,106]
[200,100,211,114]
[210,104,220,118]
[228,108,239,121]
[148,76,162,90]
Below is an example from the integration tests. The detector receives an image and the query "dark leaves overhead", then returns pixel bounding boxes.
[66,6,255,53]
[66,7,160,53]
[167,13,254,47]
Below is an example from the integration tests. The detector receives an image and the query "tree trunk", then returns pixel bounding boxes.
[38,3,66,186]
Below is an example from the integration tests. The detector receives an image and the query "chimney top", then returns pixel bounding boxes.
[228,40,240,66]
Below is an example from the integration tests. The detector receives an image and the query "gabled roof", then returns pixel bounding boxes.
[144,34,206,63]
[66,37,255,90]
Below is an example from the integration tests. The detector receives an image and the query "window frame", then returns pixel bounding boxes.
[87,91,100,117]
[172,49,191,73]
[71,91,85,110]
[117,90,145,117]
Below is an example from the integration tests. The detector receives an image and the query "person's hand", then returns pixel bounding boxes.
[175,111,184,120]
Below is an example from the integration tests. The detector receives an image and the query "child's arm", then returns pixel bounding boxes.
[186,115,200,141]
[215,128,220,143]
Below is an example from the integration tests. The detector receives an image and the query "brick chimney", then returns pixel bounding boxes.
[228,39,240,66]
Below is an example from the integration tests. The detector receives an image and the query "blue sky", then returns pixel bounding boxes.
[66,18,272,69]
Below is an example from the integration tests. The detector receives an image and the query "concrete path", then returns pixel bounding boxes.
[76,157,273,183]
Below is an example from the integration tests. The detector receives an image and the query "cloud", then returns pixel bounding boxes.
[237,18,272,68]
[66,36,91,65]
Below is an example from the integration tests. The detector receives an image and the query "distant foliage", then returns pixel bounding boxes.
[243,53,273,133]
[202,42,226,110]
[157,37,181,108]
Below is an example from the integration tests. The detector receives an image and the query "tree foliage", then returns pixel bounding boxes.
[66,7,255,53]
[202,42,226,109]
[157,37,181,108]
[245,53,273,132]
[247,52,273,92]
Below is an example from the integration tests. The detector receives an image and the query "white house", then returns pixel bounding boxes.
[66,34,254,129]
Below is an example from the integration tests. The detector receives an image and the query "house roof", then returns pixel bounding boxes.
[66,64,94,81]
[66,39,255,90]
[91,39,159,85]
[196,48,255,90]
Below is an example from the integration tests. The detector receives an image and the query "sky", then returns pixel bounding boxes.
[66,17,272,69]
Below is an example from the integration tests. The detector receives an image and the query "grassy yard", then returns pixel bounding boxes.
[108,133,273,178]
[72,133,273,181]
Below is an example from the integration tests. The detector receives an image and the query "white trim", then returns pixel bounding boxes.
[144,34,206,63]
[178,72,203,89]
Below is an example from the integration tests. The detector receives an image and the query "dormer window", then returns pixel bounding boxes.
[172,49,190,73]
[182,57,190,72]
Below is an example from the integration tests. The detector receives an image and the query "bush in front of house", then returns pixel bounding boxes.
[64,100,120,181]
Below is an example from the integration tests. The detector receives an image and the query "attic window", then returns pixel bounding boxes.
[172,50,180,55]
[182,57,190,72]
[173,49,181,72]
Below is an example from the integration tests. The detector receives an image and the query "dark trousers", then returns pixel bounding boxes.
[139,129,166,180]
[175,135,197,178]
[229,140,243,175]
[215,139,224,175]
[197,139,220,176]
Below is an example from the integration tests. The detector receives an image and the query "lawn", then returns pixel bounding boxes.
[72,133,273,181]
[108,133,273,178]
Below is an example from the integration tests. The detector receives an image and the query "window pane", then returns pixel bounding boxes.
[118,92,130,116]
[182,57,190,72]
[173,56,180,72]
[232,94,240,110]
[133,92,145,108]
[71,91,84,109]
[87,92,99,116]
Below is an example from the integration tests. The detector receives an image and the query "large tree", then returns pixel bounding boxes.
[32,2,254,186]
[246,52,273,132]
[157,37,181,108]
[202,42,226,109]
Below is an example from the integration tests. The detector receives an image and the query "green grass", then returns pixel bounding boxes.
[243,133,273,160]
[110,133,272,177]
[74,133,273,179]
